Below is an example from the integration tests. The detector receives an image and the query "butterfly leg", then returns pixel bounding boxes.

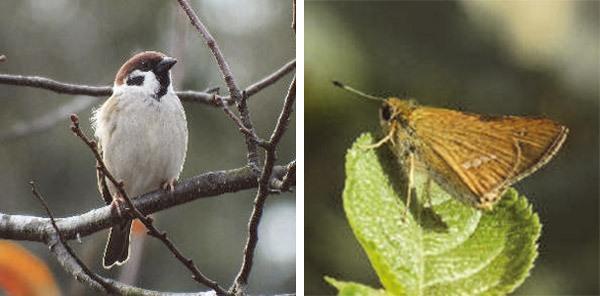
[424,176,433,208]
[402,152,415,221]
[362,125,396,150]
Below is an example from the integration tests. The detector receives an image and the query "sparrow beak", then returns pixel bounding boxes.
[155,57,177,73]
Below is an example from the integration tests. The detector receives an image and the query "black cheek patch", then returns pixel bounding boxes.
[154,70,170,99]
[126,75,145,86]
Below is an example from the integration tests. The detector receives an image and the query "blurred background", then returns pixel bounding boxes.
[0,0,295,295]
[306,1,598,295]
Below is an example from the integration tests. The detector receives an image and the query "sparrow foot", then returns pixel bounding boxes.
[161,178,177,192]
[110,193,128,218]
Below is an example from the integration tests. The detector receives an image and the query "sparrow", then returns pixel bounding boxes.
[92,51,188,268]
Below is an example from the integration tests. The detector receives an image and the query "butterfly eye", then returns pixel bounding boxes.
[380,104,392,121]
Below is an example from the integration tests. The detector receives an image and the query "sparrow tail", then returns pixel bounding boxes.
[103,221,132,268]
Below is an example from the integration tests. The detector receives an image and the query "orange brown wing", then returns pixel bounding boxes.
[411,107,567,206]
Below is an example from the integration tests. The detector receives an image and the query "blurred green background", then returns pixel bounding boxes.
[0,0,295,295]
[306,1,598,295]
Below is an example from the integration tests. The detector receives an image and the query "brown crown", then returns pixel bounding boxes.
[114,51,166,85]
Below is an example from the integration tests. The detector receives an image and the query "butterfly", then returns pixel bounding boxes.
[334,81,568,213]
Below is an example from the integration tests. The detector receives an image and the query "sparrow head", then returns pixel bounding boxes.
[114,51,177,100]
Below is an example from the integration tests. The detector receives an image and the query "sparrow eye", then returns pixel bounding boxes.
[139,61,151,71]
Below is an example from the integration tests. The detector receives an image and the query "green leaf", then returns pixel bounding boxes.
[338,133,541,296]
[325,276,387,296]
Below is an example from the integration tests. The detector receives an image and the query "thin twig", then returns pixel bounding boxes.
[276,161,296,192]
[176,0,260,171]
[49,237,217,295]
[175,0,241,102]
[29,181,118,295]
[243,60,295,98]
[0,97,98,141]
[0,74,112,95]
[0,74,218,105]
[69,115,228,296]
[214,94,268,148]
[203,86,220,94]
[232,149,276,295]
[215,95,253,135]
[268,77,296,147]
[232,77,296,294]
[292,0,296,33]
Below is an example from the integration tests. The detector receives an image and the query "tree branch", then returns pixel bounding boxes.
[0,59,294,106]
[176,0,260,170]
[0,164,291,242]
[229,2,297,292]
[30,181,118,295]
[0,74,112,95]
[49,235,217,295]
[268,77,296,148]
[174,0,241,102]
[0,60,294,142]
[232,77,296,294]
[0,73,220,104]
[0,97,98,141]
[243,60,295,99]
[0,161,293,295]
[217,95,259,141]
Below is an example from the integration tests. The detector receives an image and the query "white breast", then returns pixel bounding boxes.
[93,90,188,198]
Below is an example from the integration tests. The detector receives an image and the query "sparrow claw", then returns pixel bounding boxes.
[110,193,128,218]
[161,179,177,192]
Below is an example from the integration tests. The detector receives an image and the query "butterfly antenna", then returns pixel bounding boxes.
[332,80,385,101]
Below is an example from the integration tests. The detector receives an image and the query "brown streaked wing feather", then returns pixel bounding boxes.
[412,107,567,199]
